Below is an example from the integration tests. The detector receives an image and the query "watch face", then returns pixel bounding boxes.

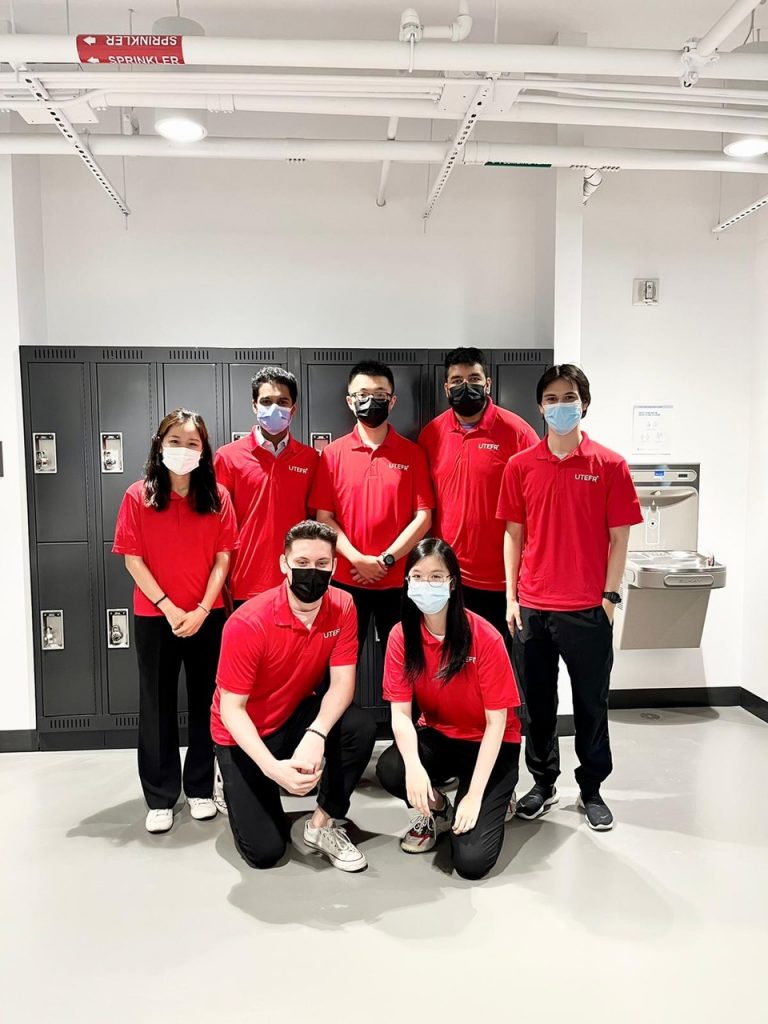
[383,554,395,567]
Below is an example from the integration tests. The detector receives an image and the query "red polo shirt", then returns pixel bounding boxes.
[214,431,319,600]
[210,582,358,744]
[309,425,435,589]
[113,481,238,616]
[496,433,643,611]
[383,611,521,743]
[419,400,538,591]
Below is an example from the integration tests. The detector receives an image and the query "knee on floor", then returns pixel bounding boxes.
[238,840,286,870]
[452,850,496,882]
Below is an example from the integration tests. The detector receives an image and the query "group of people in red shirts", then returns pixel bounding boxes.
[113,348,642,880]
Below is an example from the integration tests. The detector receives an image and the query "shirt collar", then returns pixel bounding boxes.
[351,423,397,452]
[536,430,594,461]
[252,424,290,456]
[272,580,330,632]
[451,397,497,434]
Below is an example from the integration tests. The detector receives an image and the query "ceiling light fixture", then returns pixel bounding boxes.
[723,135,768,157]
[151,14,207,143]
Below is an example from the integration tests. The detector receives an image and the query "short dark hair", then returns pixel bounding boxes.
[444,347,488,379]
[284,519,337,554]
[536,363,591,417]
[251,366,298,404]
[347,360,395,392]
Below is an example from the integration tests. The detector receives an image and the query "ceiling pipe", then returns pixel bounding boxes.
[2,133,768,174]
[400,1,473,43]
[2,35,768,82]
[376,115,399,207]
[697,0,765,57]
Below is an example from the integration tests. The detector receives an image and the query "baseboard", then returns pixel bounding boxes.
[739,688,768,725]
[609,686,741,709]
[0,729,38,752]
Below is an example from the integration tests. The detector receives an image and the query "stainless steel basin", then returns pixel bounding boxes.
[624,549,726,590]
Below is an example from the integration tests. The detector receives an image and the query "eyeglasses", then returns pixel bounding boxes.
[406,574,453,587]
[349,390,393,402]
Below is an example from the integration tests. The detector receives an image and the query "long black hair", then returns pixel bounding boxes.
[143,408,221,514]
[402,538,472,685]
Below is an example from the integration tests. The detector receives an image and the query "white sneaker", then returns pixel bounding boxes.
[188,797,217,821]
[213,757,228,816]
[505,790,517,823]
[145,808,174,833]
[303,819,367,872]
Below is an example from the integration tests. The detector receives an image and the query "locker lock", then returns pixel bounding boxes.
[107,609,130,649]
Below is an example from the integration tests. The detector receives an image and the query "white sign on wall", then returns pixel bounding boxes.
[632,404,674,455]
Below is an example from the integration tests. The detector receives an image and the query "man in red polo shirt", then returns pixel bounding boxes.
[214,366,319,606]
[419,346,538,636]
[310,360,434,701]
[497,364,642,832]
[211,520,376,871]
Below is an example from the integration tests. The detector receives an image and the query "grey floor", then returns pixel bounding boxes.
[1,707,767,1024]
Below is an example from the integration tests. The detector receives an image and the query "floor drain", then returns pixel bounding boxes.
[641,712,662,720]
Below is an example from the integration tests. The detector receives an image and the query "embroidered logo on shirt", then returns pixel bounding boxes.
[574,474,600,483]
[324,628,341,638]
[478,443,500,451]
[288,466,309,474]
[465,655,477,663]
[388,462,410,471]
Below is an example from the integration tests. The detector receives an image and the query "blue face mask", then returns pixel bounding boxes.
[407,580,451,616]
[543,401,582,436]
[256,403,292,435]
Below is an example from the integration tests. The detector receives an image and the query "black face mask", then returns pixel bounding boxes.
[447,382,487,417]
[353,395,390,428]
[288,567,332,605]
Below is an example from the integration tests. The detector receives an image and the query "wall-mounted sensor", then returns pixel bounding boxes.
[633,279,660,306]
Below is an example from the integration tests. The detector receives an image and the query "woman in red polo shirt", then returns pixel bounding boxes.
[113,408,238,835]
[376,537,521,880]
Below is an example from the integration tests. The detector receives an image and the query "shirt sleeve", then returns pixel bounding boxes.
[215,613,264,696]
[112,486,143,556]
[216,487,240,552]
[411,444,436,512]
[382,625,414,703]
[496,456,525,523]
[476,629,520,711]
[329,594,359,667]
[606,459,644,528]
[518,422,539,451]
[213,449,234,496]
[308,449,336,514]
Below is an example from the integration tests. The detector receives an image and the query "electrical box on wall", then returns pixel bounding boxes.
[633,278,660,305]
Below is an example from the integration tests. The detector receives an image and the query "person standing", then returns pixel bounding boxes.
[214,366,318,607]
[211,520,376,872]
[113,409,238,834]
[376,538,521,880]
[310,360,434,702]
[418,347,538,636]
[497,365,642,831]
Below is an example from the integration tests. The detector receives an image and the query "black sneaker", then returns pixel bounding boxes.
[578,793,614,831]
[515,783,559,820]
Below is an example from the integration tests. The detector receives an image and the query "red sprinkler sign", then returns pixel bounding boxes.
[76,34,186,65]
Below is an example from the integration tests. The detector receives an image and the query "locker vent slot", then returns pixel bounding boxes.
[33,347,77,361]
[47,716,95,730]
[168,349,211,361]
[178,713,188,727]
[114,715,139,729]
[234,349,276,362]
[379,350,417,363]
[101,348,144,361]
[312,350,353,362]
[501,350,544,364]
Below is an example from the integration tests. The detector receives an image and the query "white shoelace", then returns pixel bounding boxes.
[321,825,356,853]
[408,813,434,836]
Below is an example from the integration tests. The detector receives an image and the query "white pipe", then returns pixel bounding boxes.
[376,115,399,207]
[422,0,473,42]
[2,35,768,81]
[2,133,768,174]
[698,0,764,56]
[95,92,442,119]
[510,100,768,135]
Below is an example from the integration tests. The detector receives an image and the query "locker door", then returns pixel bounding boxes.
[37,543,97,717]
[491,350,553,437]
[162,358,222,449]
[27,362,90,542]
[103,542,138,715]
[226,349,289,442]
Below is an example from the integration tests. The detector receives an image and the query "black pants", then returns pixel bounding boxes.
[333,582,402,701]
[215,698,376,870]
[134,610,225,809]
[376,727,520,881]
[463,586,508,639]
[512,606,614,797]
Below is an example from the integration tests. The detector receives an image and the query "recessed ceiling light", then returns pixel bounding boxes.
[154,115,207,143]
[723,136,768,158]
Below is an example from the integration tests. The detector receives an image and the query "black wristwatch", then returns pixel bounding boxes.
[603,591,622,605]
[381,552,396,568]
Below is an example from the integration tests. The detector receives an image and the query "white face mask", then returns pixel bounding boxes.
[161,446,202,475]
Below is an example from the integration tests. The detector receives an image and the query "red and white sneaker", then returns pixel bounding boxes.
[400,793,453,854]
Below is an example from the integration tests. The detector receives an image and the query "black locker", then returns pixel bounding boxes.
[161,355,223,449]
[225,348,290,441]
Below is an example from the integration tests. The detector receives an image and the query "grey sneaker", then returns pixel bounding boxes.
[578,793,614,831]
[400,793,454,854]
[213,757,228,816]
[303,820,367,872]
[515,783,559,820]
